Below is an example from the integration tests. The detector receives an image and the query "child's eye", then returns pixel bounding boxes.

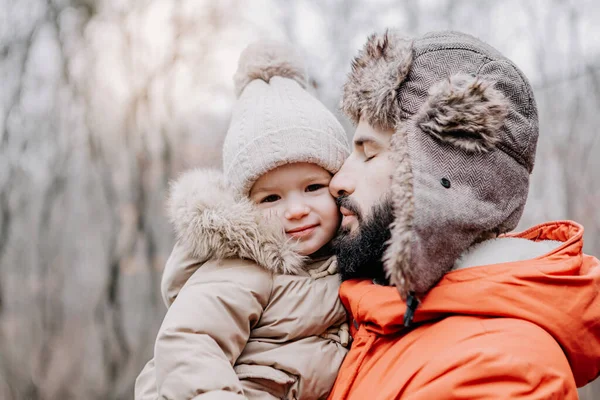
[365,154,376,162]
[306,184,326,192]
[260,194,280,203]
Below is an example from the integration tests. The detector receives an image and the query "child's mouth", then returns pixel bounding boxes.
[287,224,318,238]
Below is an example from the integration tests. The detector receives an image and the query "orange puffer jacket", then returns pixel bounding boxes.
[329,221,600,399]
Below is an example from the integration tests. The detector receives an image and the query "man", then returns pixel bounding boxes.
[328,30,600,399]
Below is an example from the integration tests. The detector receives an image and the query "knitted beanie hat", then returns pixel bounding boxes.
[223,41,350,196]
[342,30,539,298]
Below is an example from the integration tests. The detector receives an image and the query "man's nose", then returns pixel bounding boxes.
[329,168,355,198]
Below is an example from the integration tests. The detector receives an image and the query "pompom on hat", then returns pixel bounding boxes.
[223,41,350,196]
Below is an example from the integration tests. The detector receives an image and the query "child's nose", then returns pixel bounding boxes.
[284,203,310,220]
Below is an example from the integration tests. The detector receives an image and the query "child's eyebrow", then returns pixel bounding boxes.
[251,172,331,196]
[301,173,332,184]
[250,185,277,195]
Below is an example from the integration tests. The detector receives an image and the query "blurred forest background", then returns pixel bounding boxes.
[1,0,599,399]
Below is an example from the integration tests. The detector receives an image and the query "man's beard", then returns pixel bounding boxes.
[333,195,394,284]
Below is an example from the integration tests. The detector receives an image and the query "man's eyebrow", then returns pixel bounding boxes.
[354,136,380,146]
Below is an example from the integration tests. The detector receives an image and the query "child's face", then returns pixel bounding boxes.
[249,163,340,256]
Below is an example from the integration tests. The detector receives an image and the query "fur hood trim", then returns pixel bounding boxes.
[167,168,305,274]
[233,41,307,97]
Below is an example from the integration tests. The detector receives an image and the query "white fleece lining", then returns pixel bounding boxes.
[453,237,564,271]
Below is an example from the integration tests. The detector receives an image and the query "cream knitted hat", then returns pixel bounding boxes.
[222,41,350,196]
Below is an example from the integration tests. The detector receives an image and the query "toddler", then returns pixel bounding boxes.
[135,41,351,400]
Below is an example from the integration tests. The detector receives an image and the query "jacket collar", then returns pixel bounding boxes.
[340,221,600,387]
[453,237,563,270]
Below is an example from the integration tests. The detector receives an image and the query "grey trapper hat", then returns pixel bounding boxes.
[342,30,539,299]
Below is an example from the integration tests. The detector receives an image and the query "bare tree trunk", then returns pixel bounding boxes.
[0,0,242,398]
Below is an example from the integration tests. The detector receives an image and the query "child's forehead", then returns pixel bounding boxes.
[252,162,332,191]
[266,162,331,178]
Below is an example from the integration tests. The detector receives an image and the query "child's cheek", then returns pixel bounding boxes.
[260,206,284,222]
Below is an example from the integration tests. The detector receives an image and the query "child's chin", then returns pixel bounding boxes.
[296,246,314,257]
[300,241,332,258]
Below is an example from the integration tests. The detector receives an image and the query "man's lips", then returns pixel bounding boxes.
[340,207,357,227]
[340,207,355,217]
[286,224,318,238]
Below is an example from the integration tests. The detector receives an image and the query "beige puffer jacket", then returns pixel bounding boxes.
[134,169,349,400]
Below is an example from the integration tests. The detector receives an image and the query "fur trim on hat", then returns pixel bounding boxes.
[382,124,415,299]
[342,30,413,130]
[167,168,305,274]
[233,41,307,97]
[417,74,509,153]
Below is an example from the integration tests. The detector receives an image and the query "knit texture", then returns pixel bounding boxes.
[223,42,350,196]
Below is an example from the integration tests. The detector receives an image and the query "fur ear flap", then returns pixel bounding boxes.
[342,30,413,130]
[416,74,509,152]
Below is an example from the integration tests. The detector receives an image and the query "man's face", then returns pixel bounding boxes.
[329,118,396,282]
[329,118,395,230]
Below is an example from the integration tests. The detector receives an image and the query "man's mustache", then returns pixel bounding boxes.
[336,195,362,222]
